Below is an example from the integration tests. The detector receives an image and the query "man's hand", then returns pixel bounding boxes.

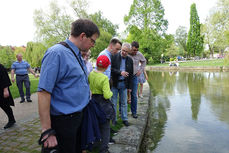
[136,70,141,77]
[42,134,58,148]
[121,71,129,77]
[3,88,9,98]
[127,89,131,104]
[34,74,40,78]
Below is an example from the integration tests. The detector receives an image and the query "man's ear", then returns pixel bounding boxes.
[79,32,86,41]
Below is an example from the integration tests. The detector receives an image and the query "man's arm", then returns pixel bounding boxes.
[11,69,15,83]
[28,67,39,77]
[38,90,57,148]
[136,54,146,76]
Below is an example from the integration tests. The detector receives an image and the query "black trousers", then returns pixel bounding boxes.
[99,119,110,153]
[51,112,83,153]
[0,102,15,122]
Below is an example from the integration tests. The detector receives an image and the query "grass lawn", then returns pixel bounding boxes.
[150,59,225,67]
[9,74,39,99]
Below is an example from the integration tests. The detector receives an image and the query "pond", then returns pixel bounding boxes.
[141,71,229,153]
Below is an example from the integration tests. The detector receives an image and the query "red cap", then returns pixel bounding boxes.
[96,55,111,68]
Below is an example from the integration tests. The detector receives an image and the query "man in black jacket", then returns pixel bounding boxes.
[0,64,16,129]
[111,43,133,126]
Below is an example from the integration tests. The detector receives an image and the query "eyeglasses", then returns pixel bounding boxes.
[87,37,96,45]
[132,49,138,52]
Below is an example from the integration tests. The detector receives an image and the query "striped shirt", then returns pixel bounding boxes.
[11,60,30,75]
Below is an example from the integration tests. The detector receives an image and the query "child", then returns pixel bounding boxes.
[88,55,114,153]
[137,69,148,98]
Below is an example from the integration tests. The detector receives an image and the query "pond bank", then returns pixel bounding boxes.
[109,83,150,153]
[147,66,229,71]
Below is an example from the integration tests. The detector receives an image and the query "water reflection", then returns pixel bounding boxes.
[187,73,204,120]
[143,71,229,153]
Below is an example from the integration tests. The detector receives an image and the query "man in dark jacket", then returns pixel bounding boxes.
[0,64,16,129]
[111,43,133,126]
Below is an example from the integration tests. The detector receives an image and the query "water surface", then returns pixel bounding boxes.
[143,71,229,153]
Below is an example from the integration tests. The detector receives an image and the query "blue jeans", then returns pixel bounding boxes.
[131,75,138,115]
[111,81,128,121]
[16,75,31,100]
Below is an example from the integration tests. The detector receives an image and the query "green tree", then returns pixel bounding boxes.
[124,0,168,63]
[25,42,47,67]
[34,1,73,47]
[164,42,179,59]
[90,30,112,59]
[14,46,26,56]
[33,0,118,59]
[70,0,89,18]
[175,26,187,57]
[205,0,229,55]
[202,17,216,58]
[0,46,15,69]
[89,11,118,36]
[187,3,204,57]
[124,0,168,34]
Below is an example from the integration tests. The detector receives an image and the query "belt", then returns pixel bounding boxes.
[16,74,28,76]
[118,79,125,82]
[51,111,82,119]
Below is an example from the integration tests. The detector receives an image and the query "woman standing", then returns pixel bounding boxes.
[0,64,16,129]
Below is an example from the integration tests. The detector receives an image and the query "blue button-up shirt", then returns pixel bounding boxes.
[38,39,90,115]
[119,57,126,80]
[98,49,112,79]
[11,60,30,75]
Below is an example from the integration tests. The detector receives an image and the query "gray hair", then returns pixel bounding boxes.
[122,42,131,50]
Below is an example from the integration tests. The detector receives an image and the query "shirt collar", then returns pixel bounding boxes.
[65,38,80,55]
[105,49,112,57]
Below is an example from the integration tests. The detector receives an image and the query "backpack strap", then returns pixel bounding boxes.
[58,42,87,77]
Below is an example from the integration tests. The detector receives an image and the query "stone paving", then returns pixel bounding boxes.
[109,83,150,153]
[0,93,41,153]
[0,83,150,153]
[0,118,41,153]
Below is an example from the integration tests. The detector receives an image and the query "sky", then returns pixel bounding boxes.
[0,0,217,46]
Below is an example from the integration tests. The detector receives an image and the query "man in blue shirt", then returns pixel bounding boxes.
[11,53,39,103]
[38,19,100,153]
[98,38,122,80]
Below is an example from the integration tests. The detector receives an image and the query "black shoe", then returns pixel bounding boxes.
[111,128,117,134]
[123,121,129,126]
[20,99,25,103]
[4,120,16,129]
[108,138,115,144]
[110,128,117,135]
[132,114,138,118]
[27,99,32,102]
